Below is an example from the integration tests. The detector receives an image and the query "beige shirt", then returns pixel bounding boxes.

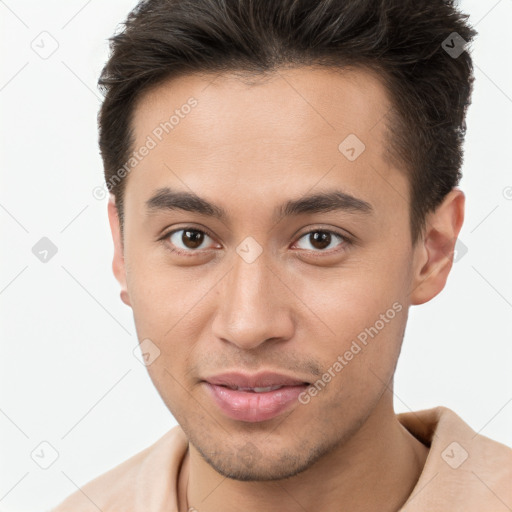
[50,406,512,511]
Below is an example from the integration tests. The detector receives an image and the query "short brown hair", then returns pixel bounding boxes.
[98,0,477,244]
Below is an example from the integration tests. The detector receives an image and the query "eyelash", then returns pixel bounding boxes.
[159,226,352,257]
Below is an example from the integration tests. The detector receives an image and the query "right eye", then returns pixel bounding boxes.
[161,227,219,256]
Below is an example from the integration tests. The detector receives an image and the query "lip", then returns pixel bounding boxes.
[203,371,310,422]
[204,371,310,389]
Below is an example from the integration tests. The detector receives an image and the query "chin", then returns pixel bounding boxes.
[193,439,324,482]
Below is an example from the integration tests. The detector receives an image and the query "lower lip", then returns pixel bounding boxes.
[204,382,308,422]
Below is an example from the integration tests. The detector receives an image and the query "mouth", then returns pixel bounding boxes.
[215,384,299,392]
[202,371,311,422]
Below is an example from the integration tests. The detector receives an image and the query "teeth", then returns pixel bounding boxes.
[253,386,283,392]
[228,385,284,392]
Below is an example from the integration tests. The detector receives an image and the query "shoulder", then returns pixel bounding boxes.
[49,425,188,512]
[399,406,512,511]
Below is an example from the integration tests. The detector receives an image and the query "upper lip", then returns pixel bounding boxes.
[204,371,310,388]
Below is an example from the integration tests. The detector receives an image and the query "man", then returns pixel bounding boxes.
[51,0,512,510]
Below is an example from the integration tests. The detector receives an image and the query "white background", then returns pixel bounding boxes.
[1,1,511,510]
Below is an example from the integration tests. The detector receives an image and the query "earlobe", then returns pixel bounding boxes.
[107,195,132,307]
[120,289,131,306]
[409,188,465,306]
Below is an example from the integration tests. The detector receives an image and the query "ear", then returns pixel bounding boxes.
[107,195,131,307]
[409,188,465,306]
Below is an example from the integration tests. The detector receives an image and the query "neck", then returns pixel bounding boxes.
[178,390,429,512]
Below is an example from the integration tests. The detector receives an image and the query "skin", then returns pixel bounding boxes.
[107,66,464,512]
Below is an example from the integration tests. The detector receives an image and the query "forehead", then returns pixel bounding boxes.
[126,66,406,225]
[132,66,392,149]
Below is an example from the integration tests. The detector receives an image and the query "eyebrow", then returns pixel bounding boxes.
[145,186,374,222]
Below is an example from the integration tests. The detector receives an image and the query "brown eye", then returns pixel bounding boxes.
[309,231,331,250]
[295,230,348,252]
[167,228,215,254]
[181,229,205,248]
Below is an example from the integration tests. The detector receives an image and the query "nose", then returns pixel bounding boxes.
[211,251,295,351]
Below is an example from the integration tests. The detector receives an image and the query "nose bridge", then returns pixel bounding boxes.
[212,248,294,349]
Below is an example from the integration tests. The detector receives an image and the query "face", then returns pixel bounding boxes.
[108,67,458,481]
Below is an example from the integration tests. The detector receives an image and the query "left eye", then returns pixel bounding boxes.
[294,230,348,252]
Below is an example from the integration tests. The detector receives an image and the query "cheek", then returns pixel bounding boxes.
[126,260,218,381]
[290,264,408,383]
[128,267,201,413]
[291,260,405,332]
[126,252,199,331]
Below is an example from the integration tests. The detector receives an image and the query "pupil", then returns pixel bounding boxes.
[183,229,204,249]
[311,231,331,250]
